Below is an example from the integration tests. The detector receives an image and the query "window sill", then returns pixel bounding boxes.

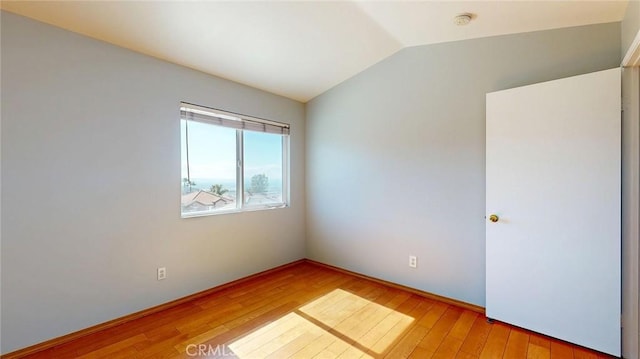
[181,203,288,219]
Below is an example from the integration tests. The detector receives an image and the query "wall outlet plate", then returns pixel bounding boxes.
[157,267,167,280]
[409,256,417,268]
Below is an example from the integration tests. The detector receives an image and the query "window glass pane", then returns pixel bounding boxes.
[243,131,283,206]
[181,120,237,215]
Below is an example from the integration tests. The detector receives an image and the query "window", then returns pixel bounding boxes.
[180,103,289,217]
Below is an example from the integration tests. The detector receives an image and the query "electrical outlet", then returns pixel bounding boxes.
[157,267,167,280]
[409,256,417,268]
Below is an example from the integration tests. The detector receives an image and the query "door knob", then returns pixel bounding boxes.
[489,214,499,223]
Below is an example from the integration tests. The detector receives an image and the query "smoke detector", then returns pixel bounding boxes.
[454,13,473,26]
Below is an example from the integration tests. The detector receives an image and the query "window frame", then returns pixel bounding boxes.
[180,102,290,218]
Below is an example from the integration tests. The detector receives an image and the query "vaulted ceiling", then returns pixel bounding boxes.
[1,1,628,102]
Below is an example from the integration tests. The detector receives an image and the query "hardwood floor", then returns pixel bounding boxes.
[15,261,614,359]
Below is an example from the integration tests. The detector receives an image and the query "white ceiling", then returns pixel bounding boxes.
[1,1,628,102]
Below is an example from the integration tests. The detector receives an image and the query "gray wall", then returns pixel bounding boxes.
[306,23,621,307]
[0,12,305,353]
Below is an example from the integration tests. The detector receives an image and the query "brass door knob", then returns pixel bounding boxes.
[489,214,499,223]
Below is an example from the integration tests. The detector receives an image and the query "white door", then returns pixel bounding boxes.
[486,68,621,356]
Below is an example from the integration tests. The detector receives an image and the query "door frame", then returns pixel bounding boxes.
[621,32,640,359]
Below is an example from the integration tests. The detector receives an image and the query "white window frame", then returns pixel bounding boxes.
[180,102,290,218]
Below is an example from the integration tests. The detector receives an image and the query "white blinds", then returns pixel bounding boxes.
[180,103,290,135]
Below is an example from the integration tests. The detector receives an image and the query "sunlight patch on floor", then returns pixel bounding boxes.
[228,289,414,358]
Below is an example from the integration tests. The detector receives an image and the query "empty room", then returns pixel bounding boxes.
[1,1,639,358]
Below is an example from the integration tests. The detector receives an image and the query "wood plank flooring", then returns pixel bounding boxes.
[16,261,614,358]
